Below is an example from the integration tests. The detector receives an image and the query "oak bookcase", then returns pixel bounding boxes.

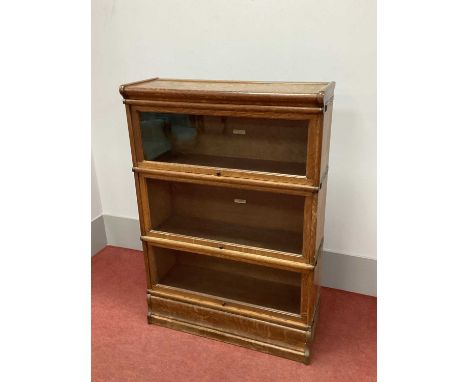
[120,78,334,363]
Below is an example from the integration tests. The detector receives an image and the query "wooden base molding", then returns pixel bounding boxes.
[147,294,320,364]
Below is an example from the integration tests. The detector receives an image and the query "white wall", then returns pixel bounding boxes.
[91,154,103,221]
[92,0,376,259]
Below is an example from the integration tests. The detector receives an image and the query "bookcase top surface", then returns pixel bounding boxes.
[120,78,335,106]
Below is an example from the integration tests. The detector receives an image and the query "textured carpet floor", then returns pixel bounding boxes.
[92,246,376,382]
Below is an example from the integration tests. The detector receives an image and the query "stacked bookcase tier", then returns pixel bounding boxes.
[121,78,334,363]
[127,98,332,186]
[146,178,305,255]
[148,246,302,314]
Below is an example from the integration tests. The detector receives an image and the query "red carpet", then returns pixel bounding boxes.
[92,246,376,382]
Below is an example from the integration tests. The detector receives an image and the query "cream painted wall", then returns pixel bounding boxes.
[91,0,376,259]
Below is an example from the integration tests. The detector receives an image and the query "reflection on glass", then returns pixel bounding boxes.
[139,112,308,176]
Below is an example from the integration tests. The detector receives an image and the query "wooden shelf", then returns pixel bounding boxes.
[159,262,301,315]
[157,215,303,255]
[155,153,306,176]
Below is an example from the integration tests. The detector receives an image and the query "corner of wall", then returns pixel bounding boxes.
[92,215,107,255]
[92,154,107,255]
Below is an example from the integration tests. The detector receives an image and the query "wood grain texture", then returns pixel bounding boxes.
[125,78,331,93]
[148,295,317,364]
[315,177,328,255]
[134,166,317,195]
[320,102,334,181]
[120,77,334,363]
[146,229,304,264]
[141,236,314,272]
[124,104,138,167]
[124,99,323,117]
[121,78,335,109]
[149,287,307,329]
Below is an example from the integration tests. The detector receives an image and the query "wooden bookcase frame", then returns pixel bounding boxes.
[121,78,334,363]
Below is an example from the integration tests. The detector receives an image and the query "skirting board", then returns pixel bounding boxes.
[94,214,376,297]
[91,215,107,255]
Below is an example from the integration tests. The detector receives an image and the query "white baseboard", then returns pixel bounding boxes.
[103,215,143,251]
[91,215,107,255]
[96,214,376,297]
[321,251,376,296]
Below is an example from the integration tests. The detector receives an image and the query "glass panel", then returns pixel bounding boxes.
[139,112,308,176]
[149,246,301,314]
[147,179,305,255]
